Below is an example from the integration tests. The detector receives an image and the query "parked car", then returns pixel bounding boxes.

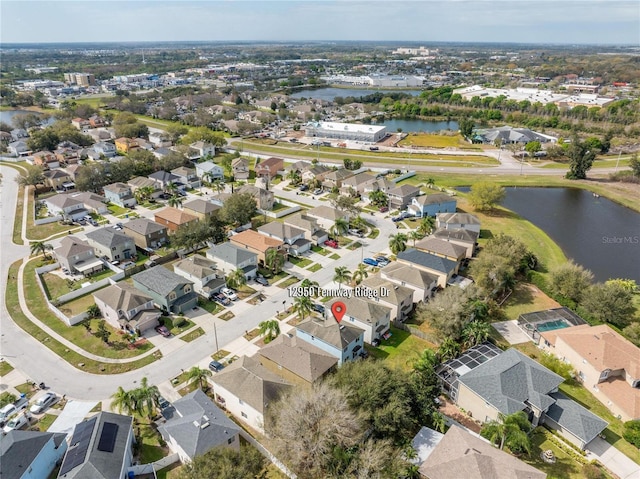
[298,184,309,191]
[213,293,232,306]
[0,396,27,428]
[391,216,402,222]
[369,146,379,151]
[30,392,58,414]
[3,413,30,433]
[375,256,390,266]
[324,239,339,248]
[155,325,171,337]
[156,396,170,410]
[313,303,325,314]
[121,261,135,269]
[221,287,238,301]
[313,188,323,195]
[379,206,389,213]
[348,229,364,238]
[208,360,224,372]
[88,219,99,226]
[362,258,379,267]
[255,276,269,286]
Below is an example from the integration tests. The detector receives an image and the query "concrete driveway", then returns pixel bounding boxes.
[491,320,531,345]
[586,437,640,479]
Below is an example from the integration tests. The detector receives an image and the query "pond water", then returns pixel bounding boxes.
[460,187,640,282]
[290,87,422,101]
[0,109,54,127]
[381,118,459,133]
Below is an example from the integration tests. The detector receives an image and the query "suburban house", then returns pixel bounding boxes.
[92,141,117,158]
[44,194,87,221]
[285,160,311,174]
[340,171,376,195]
[436,212,481,234]
[210,355,292,434]
[103,182,136,208]
[387,184,421,210]
[127,176,162,199]
[258,222,311,256]
[171,166,201,189]
[89,115,106,128]
[8,140,31,157]
[416,425,547,479]
[53,236,103,276]
[255,157,284,180]
[231,157,250,180]
[148,131,171,148]
[301,164,330,183]
[132,266,198,314]
[206,243,258,280]
[296,316,365,365]
[327,296,391,344]
[57,412,134,479]
[182,199,220,221]
[189,141,216,159]
[149,170,180,190]
[414,237,467,263]
[32,151,60,170]
[362,177,395,202]
[154,207,198,232]
[236,184,274,210]
[539,324,640,421]
[230,229,285,265]
[397,248,459,288]
[195,161,224,181]
[10,128,28,141]
[114,137,138,153]
[259,334,338,386]
[71,118,90,129]
[283,213,329,246]
[173,255,225,299]
[43,169,74,191]
[306,205,350,231]
[321,168,354,190]
[69,192,109,215]
[85,228,136,262]
[360,275,414,323]
[408,193,457,218]
[93,283,162,334]
[158,390,240,463]
[432,228,479,259]
[1,430,68,479]
[437,345,608,450]
[380,262,439,303]
[122,218,168,250]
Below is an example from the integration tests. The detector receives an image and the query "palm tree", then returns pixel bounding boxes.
[30,241,53,259]
[330,217,349,238]
[134,185,155,204]
[226,269,247,289]
[426,177,435,189]
[352,263,369,285]
[110,387,136,416]
[168,195,183,208]
[437,337,460,362]
[462,320,491,349]
[258,319,280,342]
[293,295,313,320]
[300,278,319,297]
[408,230,423,246]
[333,266,351,289]
[134,377,160,418]
[187,366,212,391]
[418,216,435,235]
[480,411,532,453]
[165,181,178,195]
[412,348,440,373]
[430,411,447,433]
[286,169,302,186]
[265,248,285,274]
[388,233,408,255]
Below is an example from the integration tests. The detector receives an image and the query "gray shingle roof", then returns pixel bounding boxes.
[1,430,67,479]
[296,317,363,350]
[158,390,240,460]
[437,212,481,226]
[258,222,305,240]
[123,218,167,236]
[414,237,467,259]
[327,296,390,324]
[86,227,134,248]
[54,236,94,259]
[459,349,564,415]
[546,392,608,445]
[207,242,257,266]
[132,265,193,296]
[93,283,153,312]
[413,193,456,206]
[381,262,439,289]
[397,248,458,274]
[433,227,479,243]
[183,199,220,215]
[174,255,219,280]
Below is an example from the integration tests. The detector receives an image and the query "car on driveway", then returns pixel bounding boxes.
[324,239,339,248]
[313,188,323,195]
[208,360,224,372]
[221,287,238,301]
[348,229,364,238]
[155,325,171,337]
[313,303,325,314]
[299,184,309,191]
[213,293,232,306]
[3,413,30,433]
[156,396,170,410]
[363,258,379,267]
[379,206,389,213]
[255,276,269,286]
[375,256,390,266]
[30,392,58,414]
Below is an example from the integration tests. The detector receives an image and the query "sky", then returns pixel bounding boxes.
[1,1,639,45]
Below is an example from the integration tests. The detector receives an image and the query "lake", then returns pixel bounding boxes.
[380,118,459,133]
[0,109,54,127]
[290,87,422,101]
[461,187,639,283]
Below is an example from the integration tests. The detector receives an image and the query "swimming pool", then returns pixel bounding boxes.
[536,320,570,332]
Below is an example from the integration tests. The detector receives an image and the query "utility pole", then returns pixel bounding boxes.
[614,151,622,174]
[213,322,219,352]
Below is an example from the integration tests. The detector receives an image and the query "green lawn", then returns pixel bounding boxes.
[0,360,14,376]
[198,298,224,315]
[27,191,80,240]
[180,327,205,343]
[277,276,300,289]
[5,261,160,374]
[41,272,80,300]
[138,419,169,464]
[107,204,128,216]
[311,245,330,256]
[86,268,115,283]
[398,133,479,149]
[219,311,235,321]
[502,283,561,320]
[288,256,312,268]
[12,184,25,245]
[366,326,437,371]
[329,253,340,260]
[36,413,58,432]
[522,428,587,479]
[162,317,196,336]
[307,263,322,272]
[15,382,37,399]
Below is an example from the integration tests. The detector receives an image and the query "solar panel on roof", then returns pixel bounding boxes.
[97,422,119,452]
[59,417,97,476]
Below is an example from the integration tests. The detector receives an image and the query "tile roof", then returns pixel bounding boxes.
[182,199,220,215]
[413,193,455,206]
[154,207,198,225]
[397,248,458,274]
[459,349,564,415]
[212,356,292,414]
[259,334,338,383]
[258,222,305,240]
[207,242,257,266]
[381,262,439,289]
[123,218,167,236]
[54,236,94,259]
[1,430,67,479]
[158,390,240,460]
[230,229,283,253]
[93,283,154,312]
[414,237,467,258]
[546,392,608,444]
[86,227,134,248]
[419,425,546,479]
[132,265,194,296]
[296,317,363,350]
[174,255,219,280]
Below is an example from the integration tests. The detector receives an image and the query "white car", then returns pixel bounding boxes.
[30,392,58,414]
[221,288,238,301]
[3,412,30,433]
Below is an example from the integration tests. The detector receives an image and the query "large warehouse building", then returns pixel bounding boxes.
[304,121,387,143]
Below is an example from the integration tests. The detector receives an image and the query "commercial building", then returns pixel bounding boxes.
[305,121,387,143]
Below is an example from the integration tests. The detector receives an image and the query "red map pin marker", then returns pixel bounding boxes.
[331,301,347,323]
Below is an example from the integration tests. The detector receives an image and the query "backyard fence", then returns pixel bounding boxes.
[127,453,180,477]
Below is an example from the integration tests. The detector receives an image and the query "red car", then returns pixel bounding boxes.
[155,325,171,337]
[324,239,339,248]
[379,206,389,213]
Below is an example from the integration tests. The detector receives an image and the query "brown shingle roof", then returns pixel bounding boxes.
[414,237,467,259]
[230,229,283,253]
[154,207,198,225]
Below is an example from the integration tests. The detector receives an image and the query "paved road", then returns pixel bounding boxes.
[0,165,396,400]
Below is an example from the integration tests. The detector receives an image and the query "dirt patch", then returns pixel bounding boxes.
[440,397,482,433]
